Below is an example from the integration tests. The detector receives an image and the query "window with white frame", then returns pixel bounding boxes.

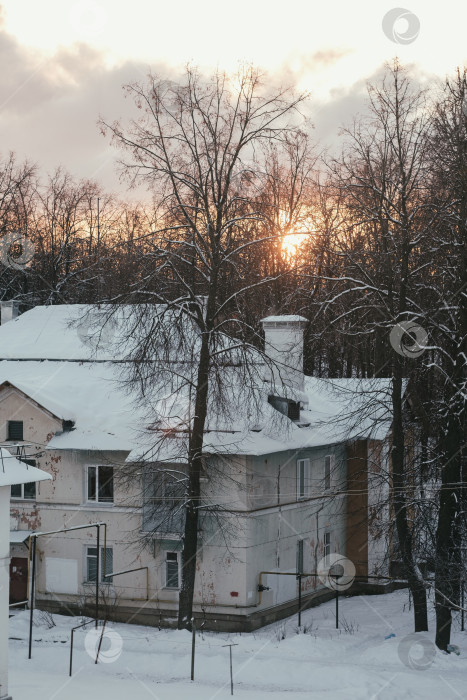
[85,546,113,583]
[165,551,180,588]
[324,532,331,558]
[11,481,36,500]
[296,458,310,500]
[324,455,331,491]
[11,459,36,500]
[86,465,114,504]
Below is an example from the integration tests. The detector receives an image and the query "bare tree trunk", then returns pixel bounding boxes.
[435,422,462,649]
[178,330,210,628]
[392,371,428,631]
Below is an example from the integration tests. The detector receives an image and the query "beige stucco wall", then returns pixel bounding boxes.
[5,381,356,622]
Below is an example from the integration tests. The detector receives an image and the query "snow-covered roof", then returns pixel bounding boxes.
[0,448,51,487]
[0,304,130,361]
[0,305,393,459]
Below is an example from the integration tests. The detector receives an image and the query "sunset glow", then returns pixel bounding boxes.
[282,232,308,259]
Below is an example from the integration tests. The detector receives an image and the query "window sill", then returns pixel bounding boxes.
[82,502,115,508]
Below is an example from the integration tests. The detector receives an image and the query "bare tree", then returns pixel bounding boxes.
[100,65,310,629]
[426,68,467,650]
[313,61,432,631]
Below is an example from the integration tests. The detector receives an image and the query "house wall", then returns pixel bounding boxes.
[346,440,369,579]
[367,439,390,577]
[6,384,387,630]
[245,445,347,610]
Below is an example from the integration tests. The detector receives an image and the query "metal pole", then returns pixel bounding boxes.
[96,619,106,664]
[69,629,74,677]
[95,524,100,628]
[223,644,238,695]
[298,574,302,627]
[335,589,339,629]
[191,617,196,681]
[229,646,233,696]
[462,581,465,632]
[28,535,36,659]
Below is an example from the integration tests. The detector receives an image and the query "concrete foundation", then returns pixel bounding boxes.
[35,581,403,632]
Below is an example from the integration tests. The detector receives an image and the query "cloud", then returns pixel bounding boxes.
[0,10,437,199]
[0,12,174,193]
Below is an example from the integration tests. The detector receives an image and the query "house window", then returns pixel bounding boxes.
[86,546,113,583]
[165,552,180,588]
[296,459,310,500]
[11,458,36,500]
[11,481,36,500]
[8,420,23,441]
[142,466,185,533]
[324,455,331,491]
[87,466,114,504]
[296,539,304,575]
[324,532,331,558]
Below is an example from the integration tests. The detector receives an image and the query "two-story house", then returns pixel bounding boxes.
[2,303,392,631]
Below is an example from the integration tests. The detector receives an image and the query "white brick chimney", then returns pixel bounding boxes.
[0,301,19,325]
[261,315,308,393]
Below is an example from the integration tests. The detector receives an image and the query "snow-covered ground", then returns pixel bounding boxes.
[8,590,467,699]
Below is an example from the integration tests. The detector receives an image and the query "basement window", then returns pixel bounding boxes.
[86,465,114,504]
[7,420,23,441]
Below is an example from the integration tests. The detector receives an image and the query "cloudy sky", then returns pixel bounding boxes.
[1,0,467,196]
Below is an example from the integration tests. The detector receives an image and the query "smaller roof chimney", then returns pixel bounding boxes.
[0,301,19,325]
[261,315,308,393]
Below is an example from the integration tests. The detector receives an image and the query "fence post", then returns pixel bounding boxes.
[191,617,196,681]
[96,619,106,664]
[298,574,302,627]
[335,589,339,629]
[222,643,238,696]
[69,628,74,677]
[462,580,465,632]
